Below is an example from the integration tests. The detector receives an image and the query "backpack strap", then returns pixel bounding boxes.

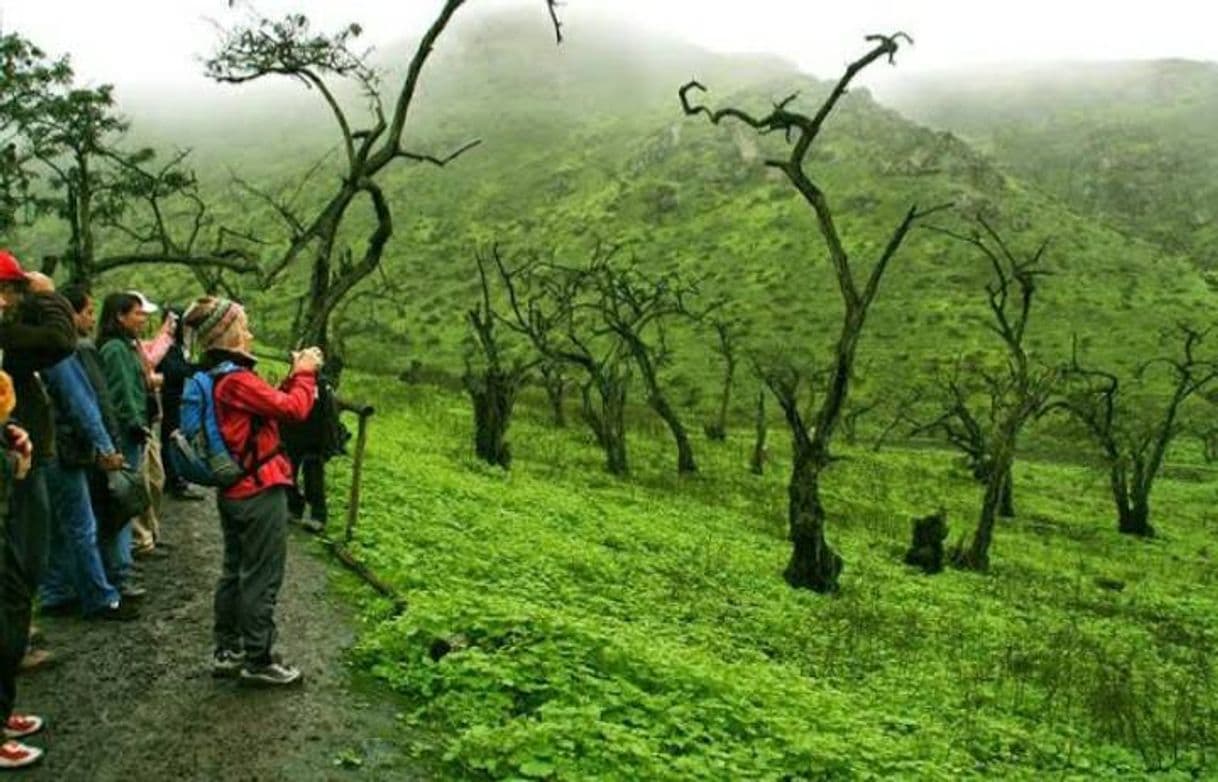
[211,364,282,486]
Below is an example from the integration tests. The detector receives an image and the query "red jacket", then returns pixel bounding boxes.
[212,359,317,500]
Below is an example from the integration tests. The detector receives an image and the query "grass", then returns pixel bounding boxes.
[321,379,1218,780]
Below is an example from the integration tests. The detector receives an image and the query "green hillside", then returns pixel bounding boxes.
[879,60,1218,276]
[13,16,1213,418]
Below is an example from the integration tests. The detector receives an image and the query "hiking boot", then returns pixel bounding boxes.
[211,649,245,679]
[18,649,54,674]
[120,583,147,601]
[0,740,43,770]
[3,715,43,740]
[240,657,303,687]
[93,600,140,622]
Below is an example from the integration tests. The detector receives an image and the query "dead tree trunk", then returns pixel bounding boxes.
[1114,466,1153,537]
[999,466,1015,518]
[751,389,768,475]
[953,443,1014,571]
[462,247,532,469]
[785,446,843,590]
[580,373,629,475]
[764,369,845,590]
[465,368,519,468]
[539,361,567,427]
[706,318,739,441]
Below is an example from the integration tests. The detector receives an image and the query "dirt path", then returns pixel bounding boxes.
[19,495,420,781]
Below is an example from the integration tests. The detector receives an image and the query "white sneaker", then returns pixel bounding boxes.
[2,714,42,740]
[0,740,43,769]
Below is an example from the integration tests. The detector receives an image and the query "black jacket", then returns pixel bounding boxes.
[0,292,77,464]
[157,343,195,433]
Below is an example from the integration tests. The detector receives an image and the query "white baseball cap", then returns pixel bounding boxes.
[127,290,159,314]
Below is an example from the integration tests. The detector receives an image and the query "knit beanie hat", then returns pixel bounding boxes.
[185,297,246,353]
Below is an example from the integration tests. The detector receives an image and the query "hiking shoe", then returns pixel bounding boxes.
[299,518,325,535]
[240,658,303,687]
[169,487,206,502]
[3,715,43,740]
[38,600,78,618]
[17,649,54,674]
[0,740,43,769]
[93,600,140,622]
[120,583,147,601]
[211,649,246,679]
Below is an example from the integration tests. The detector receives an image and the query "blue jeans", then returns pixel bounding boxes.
[41,462,120,614]
[101,442,143,588]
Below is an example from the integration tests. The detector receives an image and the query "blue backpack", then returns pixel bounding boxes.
[167,362,256,488]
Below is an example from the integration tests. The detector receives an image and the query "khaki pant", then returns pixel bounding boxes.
[133,434,165,552]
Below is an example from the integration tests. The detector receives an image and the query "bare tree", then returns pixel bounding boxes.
[463,246,537,468]
[538,359,569,427]
[586,250,709,475]
[750,387,768,475]
[927,219,1057,571]
[1059,329,1218,537]
[206,3,564,351]
[705,315,743,441]
[494,247,632,475]
[681,34,950,592]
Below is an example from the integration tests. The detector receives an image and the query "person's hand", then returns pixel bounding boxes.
[159,312,177,337]
[96,452,125,472]
[149,372,164,391]
[6,425,31,480]
[291,346,324,375]
[6,424,31,459]
[24,272,54,293]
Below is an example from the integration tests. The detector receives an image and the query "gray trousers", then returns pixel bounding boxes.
[214,486,288,665]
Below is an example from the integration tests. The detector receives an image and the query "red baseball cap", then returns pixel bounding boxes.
[0,250,27,283]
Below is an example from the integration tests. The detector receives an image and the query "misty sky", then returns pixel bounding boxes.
[1,0,1214,96]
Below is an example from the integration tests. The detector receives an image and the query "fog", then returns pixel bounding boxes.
[2,0,1214,103]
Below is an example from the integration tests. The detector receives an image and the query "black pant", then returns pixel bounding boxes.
[287,454,327,525]
[214,487,289,666]
[161,407,184,490]
[0,466,50,722]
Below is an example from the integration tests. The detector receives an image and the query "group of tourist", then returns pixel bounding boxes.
[0,249,334,770]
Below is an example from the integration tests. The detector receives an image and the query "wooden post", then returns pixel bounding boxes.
[343,405,374,543]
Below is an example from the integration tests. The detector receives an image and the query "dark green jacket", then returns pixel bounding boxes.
[98,337,148,446]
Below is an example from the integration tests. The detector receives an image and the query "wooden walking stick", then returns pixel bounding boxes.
[341,401,375,543]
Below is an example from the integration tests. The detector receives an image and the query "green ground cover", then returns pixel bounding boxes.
[323,380,1218,780]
